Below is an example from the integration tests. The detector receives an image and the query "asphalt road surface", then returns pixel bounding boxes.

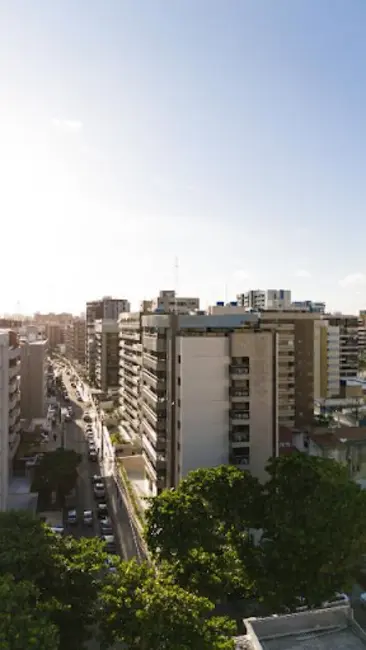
[61,371,142,560]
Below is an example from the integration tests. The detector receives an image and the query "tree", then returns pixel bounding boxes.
[260,454,366,612]
[98,559,235,650]
[144,466,262,601]
[31,448,82,502]
[0,511,107,650]
[0,574,59,650]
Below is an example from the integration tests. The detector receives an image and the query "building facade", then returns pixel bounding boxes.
[125,312,278,495]
[237,289,292,311]
[20,339,48,420]
[328,315,359,379]
[65,318,86,365]
[94,320,120,392]
[149,289,200,314]
[0,330,21,511]
[86,297,130,384]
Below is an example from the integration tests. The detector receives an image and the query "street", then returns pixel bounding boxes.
[60,370,142,558]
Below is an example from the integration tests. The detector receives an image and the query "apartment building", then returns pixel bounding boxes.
[137,312,277,495]
[86,297,130,384]
[65,318,86,364]
[314,321,340,399]
[291,300,326,313]
[149,290,200,314]
[45,323,64,351]
[328,315,358,379]
[33,312,73,326]
[210,304,328,428]
[119,313,143,442]
[359,311,366,356]
[237,289,292,311]
[20,339,48,420]
[94,320,120,392]
[0,330,21,511]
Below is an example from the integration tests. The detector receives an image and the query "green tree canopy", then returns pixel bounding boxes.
[0,511,107,650]
[0,574,59,650]
[31,448,82,501]
[144,466,262,601]
[98,559,235,650]
[260,453,366,611]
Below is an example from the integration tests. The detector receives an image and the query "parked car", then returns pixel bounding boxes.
[67,509,78,525]
[100,517,113,535]
[97,503,109,519]
[101,535,116,554]
[84,414,92,423]
[89,449,98,462]
[105,556,118,573]
[50,526,65,536]
[92,474,103,485]
[83,510,93,526]
[94,482,105,499]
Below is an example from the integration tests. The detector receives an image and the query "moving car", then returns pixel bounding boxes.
[83,510,93,526]
[97,503,109,519]
[92,474,103,485]
[101,535,116,554]
[100,517,113,535]
[94,482,105,499]
[84,414,92,423]
[67,509,78,525]
[89,449,98,462]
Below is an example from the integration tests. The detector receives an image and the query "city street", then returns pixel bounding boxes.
[60,370,142,559]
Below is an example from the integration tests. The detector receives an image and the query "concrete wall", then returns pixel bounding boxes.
[20,340,47,420]
[177,336,229,478]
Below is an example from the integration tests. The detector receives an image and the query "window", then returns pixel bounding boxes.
[177,377,181,386]
[177,420,181,430]
[178,398,181,407]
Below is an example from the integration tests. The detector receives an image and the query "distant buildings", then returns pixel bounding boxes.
[86,297,130,385]
[65,318,86,365]
[20,339,48,420]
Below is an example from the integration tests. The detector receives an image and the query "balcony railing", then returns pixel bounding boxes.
[229,365,249,376]
[230,411,250,421]
[143,353,166,373]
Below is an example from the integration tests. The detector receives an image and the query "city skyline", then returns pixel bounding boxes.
[1,1,366,314]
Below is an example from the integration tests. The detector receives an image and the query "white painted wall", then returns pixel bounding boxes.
[177,336,229,478]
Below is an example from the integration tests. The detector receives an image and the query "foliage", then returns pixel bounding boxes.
[145,459,366,613]
[98,559,235,650]
[260,454,366,611]
[0,574,59,650]
[145,466,262,601]
[31,447,82,501]
[0,511,107,650]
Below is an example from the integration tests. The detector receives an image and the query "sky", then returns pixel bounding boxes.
[1,0,366,315]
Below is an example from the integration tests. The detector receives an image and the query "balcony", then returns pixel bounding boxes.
[143,449,157,481]
[141,368,165,390]
[141,385,166,412]
[142,433,157,463]
[230,390,249,402]
[230,365,249,379]
[143,353,166,373]
[230,410,250,424]
[141,417,157,444]
[9,407,21,427]
[123,380,139,398]
[121,329,140,341]
[8,392,19,412]
[8,363,20,380]
[142,334,166,353]
[141,400,158,426]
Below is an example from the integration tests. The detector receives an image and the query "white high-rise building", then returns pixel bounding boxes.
[0,330,21,511]
[237,289,292,311]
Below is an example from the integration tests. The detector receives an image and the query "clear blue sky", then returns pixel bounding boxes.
[1,0,365,314]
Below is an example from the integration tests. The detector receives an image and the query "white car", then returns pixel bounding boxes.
[94,482,105,499]
[83,510,93,526]
[67,509,78,525]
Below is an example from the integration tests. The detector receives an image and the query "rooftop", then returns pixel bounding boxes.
[242,606,366,650]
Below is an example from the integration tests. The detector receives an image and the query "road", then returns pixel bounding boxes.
[60,369,142,559]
